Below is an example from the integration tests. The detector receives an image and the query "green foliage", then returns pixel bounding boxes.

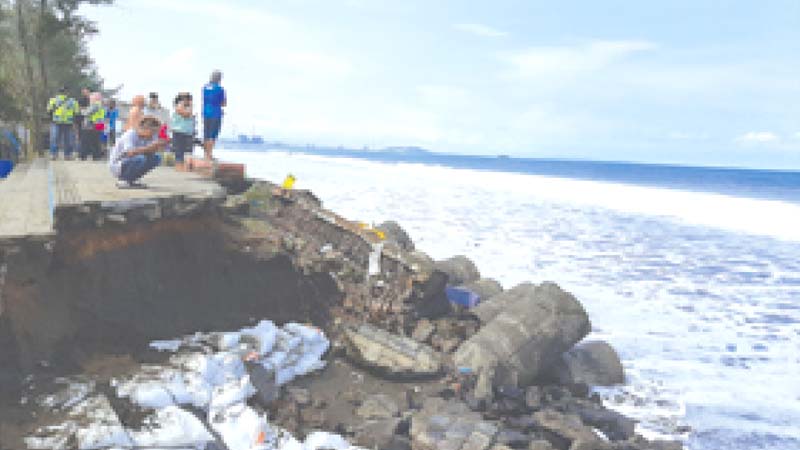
[0,0,112,150]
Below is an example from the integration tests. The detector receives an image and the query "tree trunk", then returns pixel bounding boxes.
[15,0,42,159]
[37,0,49,99]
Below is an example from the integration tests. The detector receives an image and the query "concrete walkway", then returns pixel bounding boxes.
[0,159,225,240]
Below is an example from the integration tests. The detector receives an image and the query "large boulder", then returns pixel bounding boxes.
[453,282,591,390]
[549,341,625,387]
[461,278,504,303]
[434,256,480,286]
[378,220,415,252]
[470,282,538,324]
[343,324,442,378]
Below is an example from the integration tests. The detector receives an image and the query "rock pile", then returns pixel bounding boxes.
[2,180,684,450]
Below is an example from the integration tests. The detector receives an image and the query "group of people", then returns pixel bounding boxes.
[47,87,117,161]
[47,70,227,188]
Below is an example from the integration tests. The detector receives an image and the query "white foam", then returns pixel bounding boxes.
[217,149,800,449]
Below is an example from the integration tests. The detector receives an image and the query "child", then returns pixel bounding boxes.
[171,92,196,168]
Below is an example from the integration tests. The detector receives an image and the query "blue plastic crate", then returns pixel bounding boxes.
[0,160,12,178]
[445,285,481,308]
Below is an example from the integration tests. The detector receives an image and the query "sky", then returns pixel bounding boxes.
[82,0,800,169]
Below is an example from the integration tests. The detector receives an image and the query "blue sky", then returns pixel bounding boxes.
[83,0,800,168]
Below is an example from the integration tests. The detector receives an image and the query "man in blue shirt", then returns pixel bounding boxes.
[202,70,226,160]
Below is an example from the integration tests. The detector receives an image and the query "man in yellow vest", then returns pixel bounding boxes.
[47,86,80,160]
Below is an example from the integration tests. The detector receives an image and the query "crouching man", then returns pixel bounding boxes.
[109,116,166,188]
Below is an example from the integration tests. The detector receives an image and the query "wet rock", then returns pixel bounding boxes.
[574,404,635,441]
[533,409,611,450]
[454,282,591,389]
[435,255,480,286]
[549,341,625,387]
[462,278,504,302]
[356,393,401,420]
[343,324,442,378]
[378,221,415,252]
[412,319,436,343]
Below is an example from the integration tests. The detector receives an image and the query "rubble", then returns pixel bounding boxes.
[0,178,684,450]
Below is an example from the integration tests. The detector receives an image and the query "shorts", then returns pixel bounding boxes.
[172,132,193,162]
[203,117,222,140]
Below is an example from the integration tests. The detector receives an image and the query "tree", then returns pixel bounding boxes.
[0,0,112,159]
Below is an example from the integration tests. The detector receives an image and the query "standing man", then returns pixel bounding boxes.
[202,70,226,161]
[46,86,80,160]
[75,87,90,159]
[105,99,119,147]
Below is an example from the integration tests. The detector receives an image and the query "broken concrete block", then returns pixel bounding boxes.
[343,324,442,378]
[454,282,590,388]
[378,220,415,252]
[461,278,504,303]
[412,319,436,343]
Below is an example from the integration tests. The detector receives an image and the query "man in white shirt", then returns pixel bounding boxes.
[108,116,166,188]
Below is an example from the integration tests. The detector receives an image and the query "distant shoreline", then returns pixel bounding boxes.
[218,143,800,204]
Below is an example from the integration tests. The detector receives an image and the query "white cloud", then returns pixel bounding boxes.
[502,40,656,79]
[454,23,508,38]
[736,131,779,144]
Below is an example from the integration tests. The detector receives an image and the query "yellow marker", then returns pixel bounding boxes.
[374,230,386,240]
[282,174,296,189]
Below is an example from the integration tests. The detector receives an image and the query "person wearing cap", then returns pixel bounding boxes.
[109,115,166,188]
[202,70,226,160]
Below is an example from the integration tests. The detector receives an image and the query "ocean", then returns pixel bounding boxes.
[218,148,800,450]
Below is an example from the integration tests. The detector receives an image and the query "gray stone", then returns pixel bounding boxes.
[435,255,480,286]
[343,324,442,377]
[575,404,635,441]
[471,282,538,325]
[461,278,504,303]
[529,440,555,450]
[412,319,436,343]
[356,393,401,420]
[378,220,415,252]
[454,282,591,388]
[533,409,611,450]
[353,417,402,449]
[410,397,498,450]
[552,341,625,387]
